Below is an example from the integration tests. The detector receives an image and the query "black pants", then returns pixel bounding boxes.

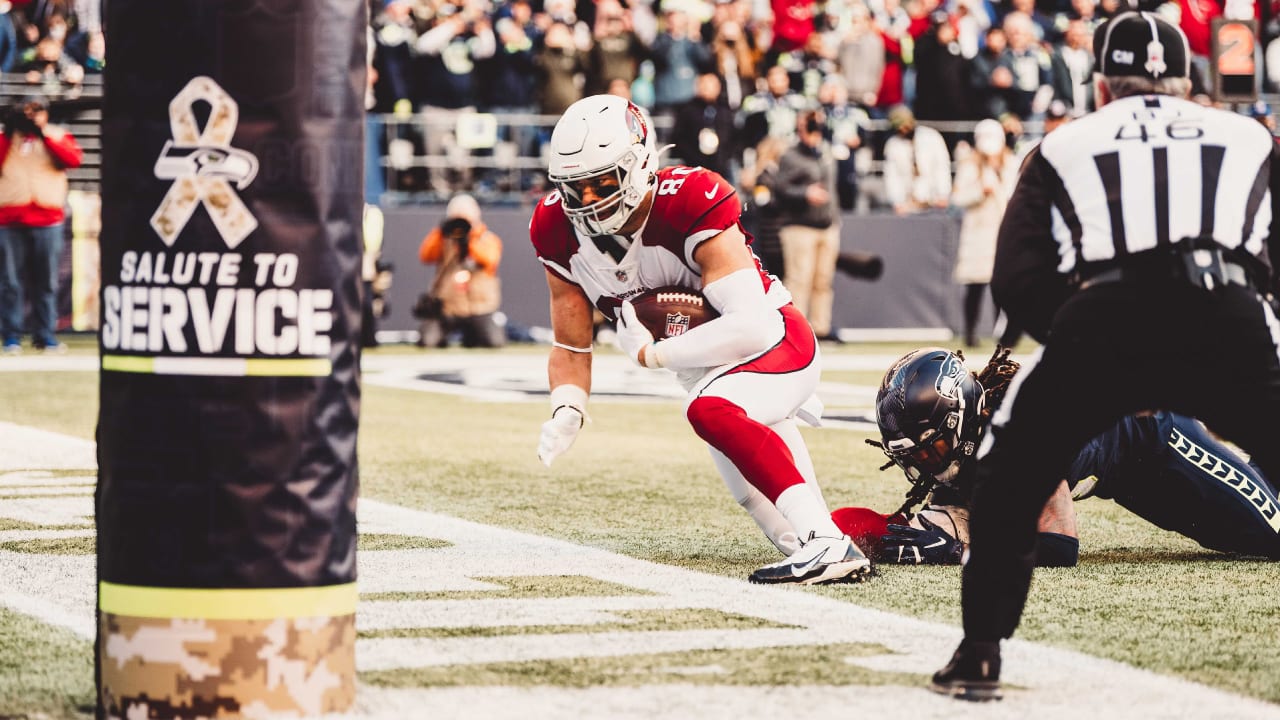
[963,279,1280,640]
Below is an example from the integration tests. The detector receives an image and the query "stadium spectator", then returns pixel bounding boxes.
[970,25,1011,118]
[709,19,760,110]
[1005,0,1056,41]
[0,2,18,73]
[672,73,740,180]
[882,105,951,214]
[836,2,884,109]
[370,0,419,113]
[79,28,100,74]
[913,11,975,122]
[649,7,711,118]
[951,119,1019,348]
[951,0,991,60]
[482,14,538,175]
[873,0,911,110]
[816,75,868,211]
[416,1,496,194]
[776,109,841,340]
[770,0,817,55]
[739,64,810,150]
[532,94,871,585]
[1067,0,1104,33]
[484,16,537,115]
[999,11,1054,119]
[19,35,81,86]
[586,0,648,96]
[1050,17,1094,114]
[535,20,588,116]
[416,193,505,348]
[0,97,81,354]
[1041,98,1071,134]
[776,32,838,102]
[606,77,633,99]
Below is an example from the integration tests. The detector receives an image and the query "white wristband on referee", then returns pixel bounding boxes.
[549,384,589,423]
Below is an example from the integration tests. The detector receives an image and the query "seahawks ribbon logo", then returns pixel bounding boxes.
[150,76,259,248]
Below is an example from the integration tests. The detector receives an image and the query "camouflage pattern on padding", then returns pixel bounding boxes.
[98,612,355,718]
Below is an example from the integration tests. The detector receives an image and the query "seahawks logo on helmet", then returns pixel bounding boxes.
[935,354,967,401]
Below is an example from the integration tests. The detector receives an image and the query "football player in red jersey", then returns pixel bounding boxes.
[531,94,871,585]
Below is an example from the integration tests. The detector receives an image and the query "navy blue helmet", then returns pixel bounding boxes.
[875,348,985,486]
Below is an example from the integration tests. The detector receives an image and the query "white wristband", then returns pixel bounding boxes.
[643,342,665,369]
[549,384,589,419]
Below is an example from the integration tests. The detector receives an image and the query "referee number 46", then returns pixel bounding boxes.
[1115,118,1205,142]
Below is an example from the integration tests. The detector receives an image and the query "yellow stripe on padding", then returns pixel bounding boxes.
[102,355,332,377]
[243,358,332,376]
[101,355,155,373]
[99,581,358,619]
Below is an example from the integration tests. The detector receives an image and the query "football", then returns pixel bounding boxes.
[628,285,719,340]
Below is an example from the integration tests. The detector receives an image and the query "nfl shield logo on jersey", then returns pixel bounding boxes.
[665,311,691,337]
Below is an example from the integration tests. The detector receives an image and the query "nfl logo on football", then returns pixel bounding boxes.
[664,311,690,337]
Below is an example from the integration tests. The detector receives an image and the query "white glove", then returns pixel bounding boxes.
[616,300,658,368]
[538,405,583,467]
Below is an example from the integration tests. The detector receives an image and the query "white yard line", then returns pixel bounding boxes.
[0,421,1276,719]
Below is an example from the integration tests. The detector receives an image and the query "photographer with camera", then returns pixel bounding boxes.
[0,97,82,354]
[415,193,505,348]
[775,108,841,341]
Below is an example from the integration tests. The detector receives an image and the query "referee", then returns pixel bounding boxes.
[931,11,1280,700]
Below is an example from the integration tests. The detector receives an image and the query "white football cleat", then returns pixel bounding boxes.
[748,533,872,585]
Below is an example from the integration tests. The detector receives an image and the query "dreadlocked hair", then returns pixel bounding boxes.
[974,345,1021,422]
[864,438,897,471]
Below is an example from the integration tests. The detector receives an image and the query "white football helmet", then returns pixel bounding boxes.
[546,95,659,237]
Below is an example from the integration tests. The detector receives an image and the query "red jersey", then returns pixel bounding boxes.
[530,165,785,321]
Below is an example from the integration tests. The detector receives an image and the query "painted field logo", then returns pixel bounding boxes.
[150,76,259,249]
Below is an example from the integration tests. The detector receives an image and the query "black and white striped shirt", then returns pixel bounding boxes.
[993,94,1280,340]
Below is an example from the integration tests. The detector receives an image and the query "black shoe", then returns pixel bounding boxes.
[930,638,1002,701]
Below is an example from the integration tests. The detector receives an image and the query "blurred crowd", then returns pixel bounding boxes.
[368,0,1280,202]
[0,0,103,87]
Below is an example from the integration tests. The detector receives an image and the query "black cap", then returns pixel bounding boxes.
[1092,11,1189,80]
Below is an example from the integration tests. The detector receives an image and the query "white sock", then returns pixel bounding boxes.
[709,448,801,555]
[774,483,844,541]
[770,419,828,507]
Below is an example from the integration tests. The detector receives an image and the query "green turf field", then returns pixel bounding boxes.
[2,342,1279,717]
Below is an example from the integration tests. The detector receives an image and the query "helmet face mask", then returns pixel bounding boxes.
[547,95,658,237]
[875,348,985,488]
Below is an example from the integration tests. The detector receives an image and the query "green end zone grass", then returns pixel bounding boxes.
[0,606,93,719]
[3,365,1280,704]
